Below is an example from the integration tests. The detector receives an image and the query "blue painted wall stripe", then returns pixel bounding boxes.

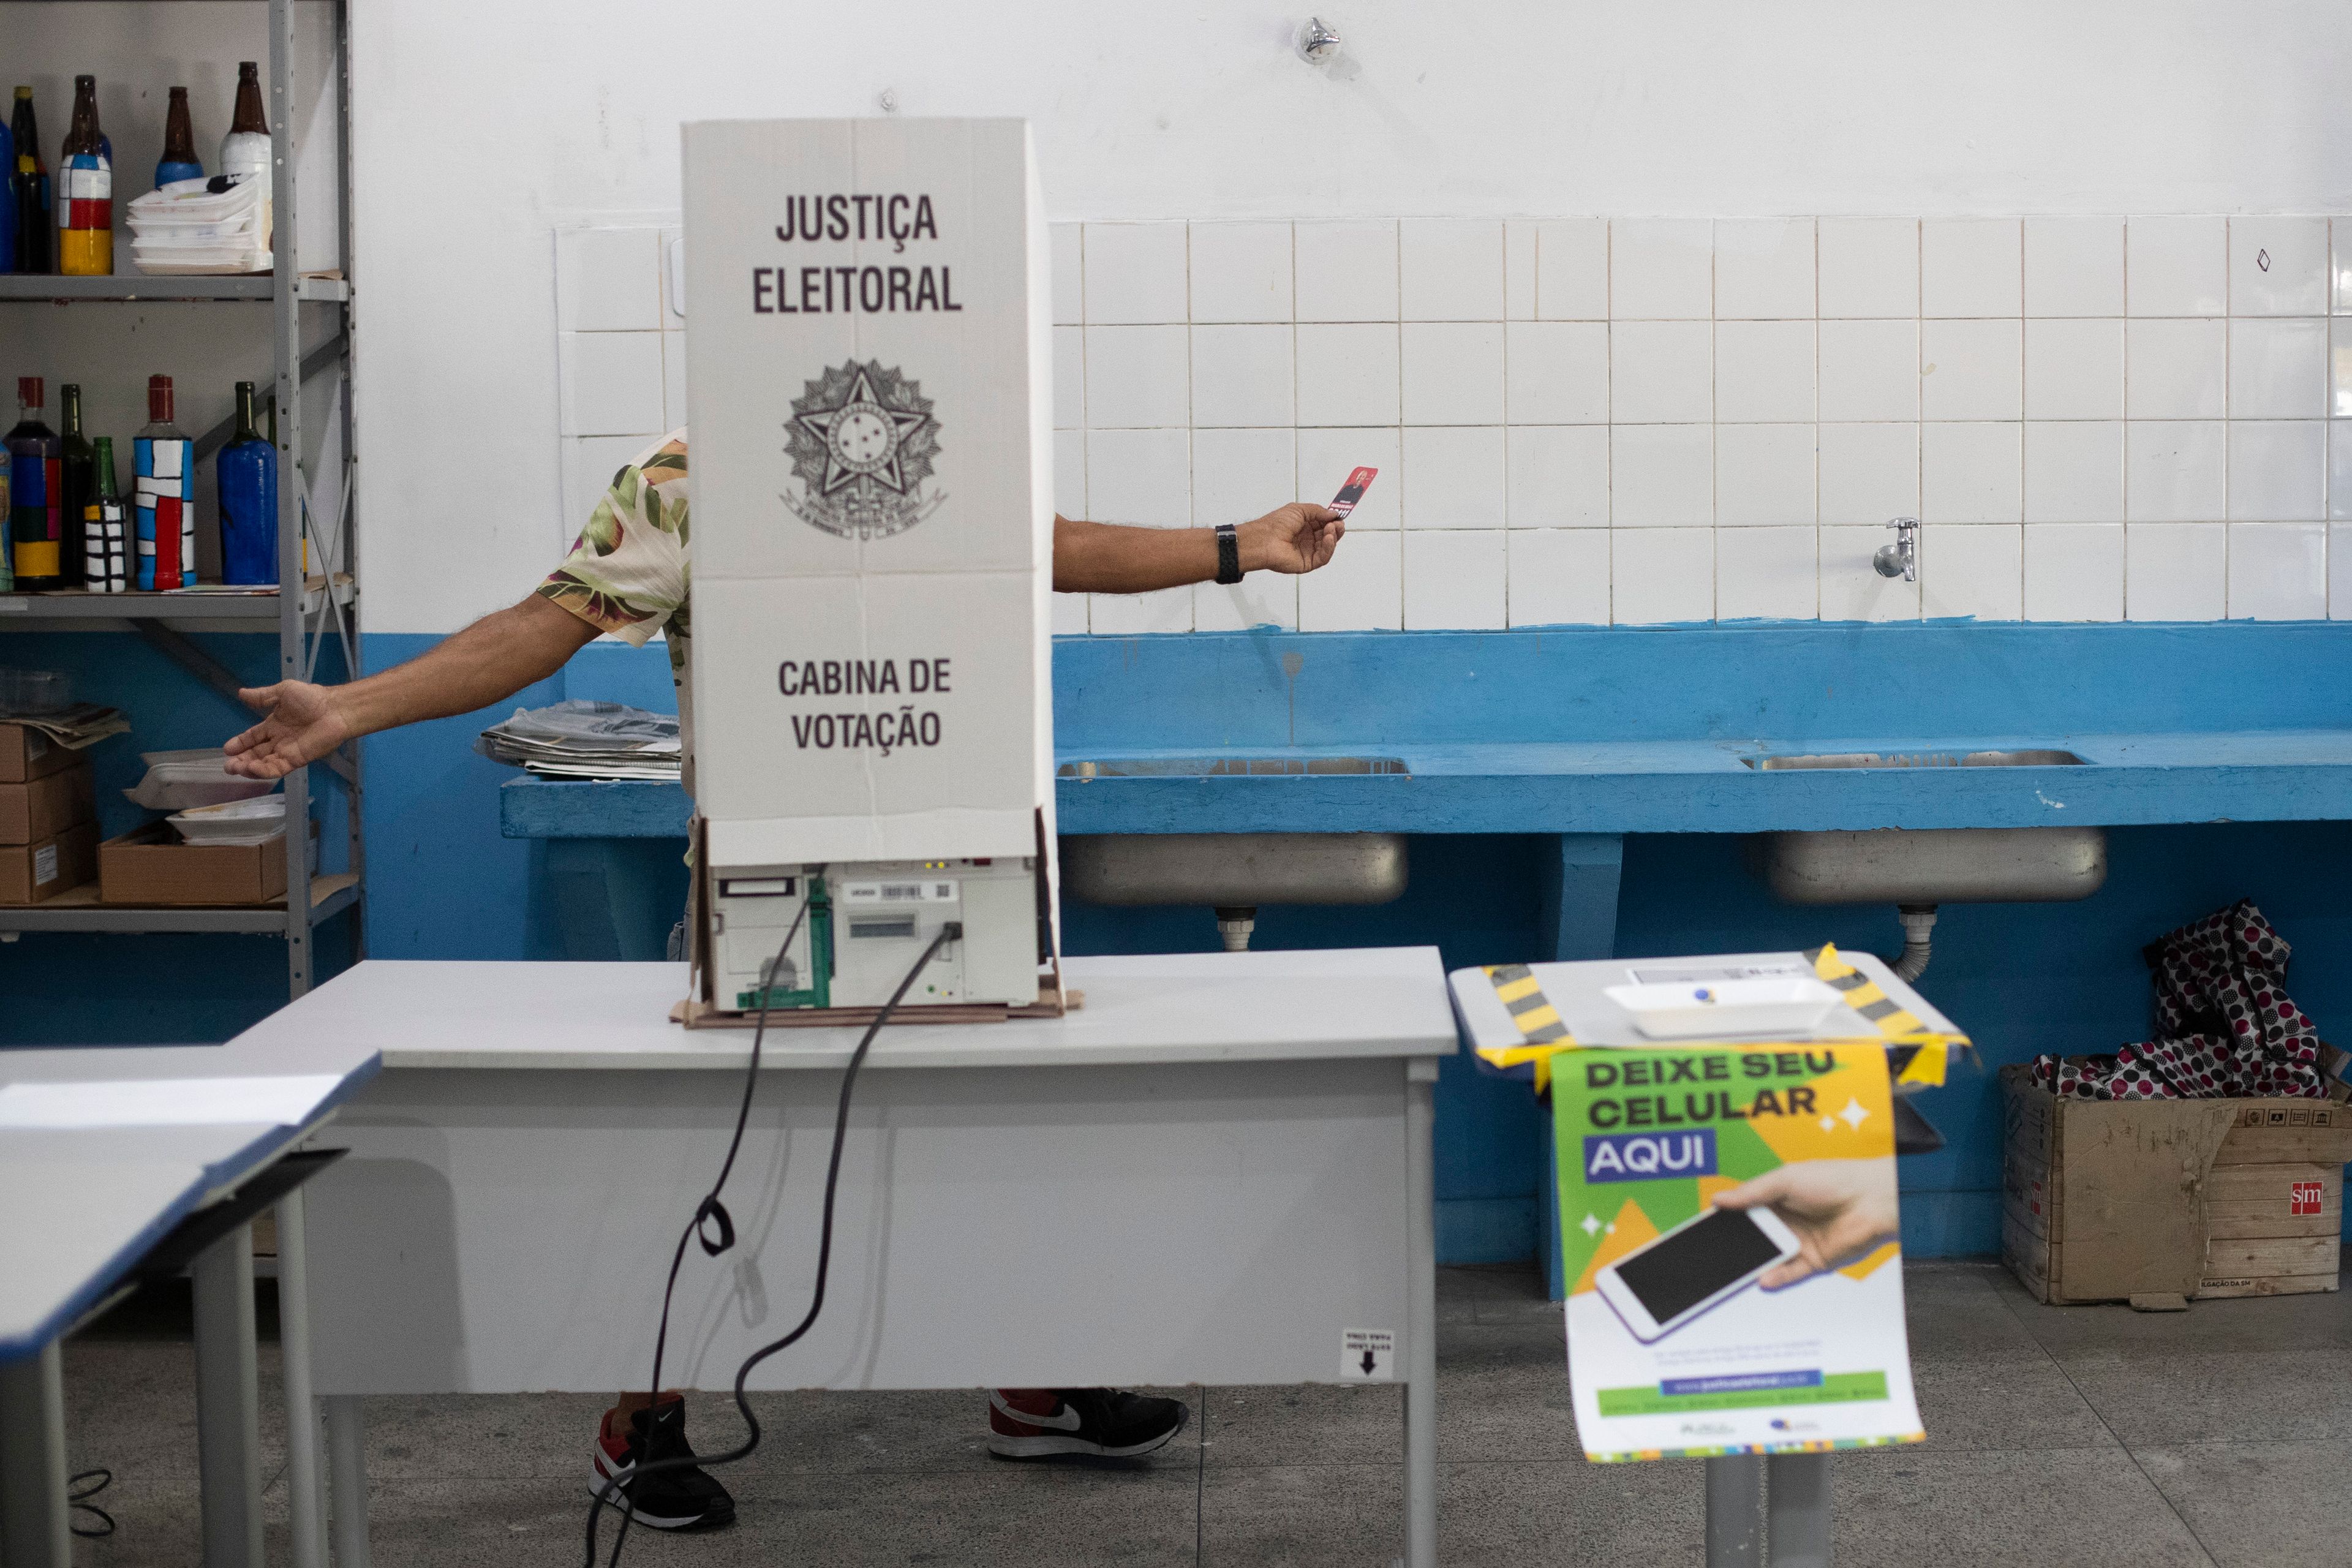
[1053,624,2352,748]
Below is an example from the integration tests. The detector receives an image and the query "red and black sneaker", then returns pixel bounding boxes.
[589,1397,737,1531]
[986,1387,1190,1460]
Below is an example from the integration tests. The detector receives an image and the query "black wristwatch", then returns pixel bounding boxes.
[1214,523,1243,585]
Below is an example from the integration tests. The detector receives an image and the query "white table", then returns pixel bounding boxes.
[0,1042,379,1568]
[244,948,1455,1568]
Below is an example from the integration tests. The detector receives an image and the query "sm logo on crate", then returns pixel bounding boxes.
[1583,1129,1718,1184]
[2291,1180,2325,1216]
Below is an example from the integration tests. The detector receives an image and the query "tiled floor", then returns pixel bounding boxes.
[55,1260,2352,1566]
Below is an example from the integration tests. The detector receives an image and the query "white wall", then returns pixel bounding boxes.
[350,0,2352,634]
[557,212,2352,630]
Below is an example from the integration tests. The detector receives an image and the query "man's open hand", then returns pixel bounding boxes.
[1239,502,1346,575]
[222,680,352,779]
[1713,1158,1900,1289]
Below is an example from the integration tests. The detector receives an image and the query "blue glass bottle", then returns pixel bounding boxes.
[217,380,276,586]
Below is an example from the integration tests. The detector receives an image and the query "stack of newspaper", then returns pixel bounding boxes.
[475,699,680,782]
[1,702,130,752]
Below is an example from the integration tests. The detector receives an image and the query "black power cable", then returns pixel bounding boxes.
[584,908,959,1568]
[68,1468,115,1538]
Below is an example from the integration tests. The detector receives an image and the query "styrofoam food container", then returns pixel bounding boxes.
[1604,977,1847,1040]
[170,794,286,845]
[125,748,278,810]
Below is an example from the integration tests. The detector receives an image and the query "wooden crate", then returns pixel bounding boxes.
[2000,1066,2352,1305]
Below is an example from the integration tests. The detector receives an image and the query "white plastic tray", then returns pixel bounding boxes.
[1601,976,1847,1041]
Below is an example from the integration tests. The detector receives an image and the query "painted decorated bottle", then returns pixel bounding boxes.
[219,63,270,186]
[156,87,203,187]
[218,381,277,585]
[6,379,64,590]
[56,77,111,276]
[134,375,195,591]
[10,87,49,274]
[58,383,92,587]
[88,437,127,594]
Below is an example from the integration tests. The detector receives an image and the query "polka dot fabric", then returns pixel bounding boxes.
[2029,901,2331,1102]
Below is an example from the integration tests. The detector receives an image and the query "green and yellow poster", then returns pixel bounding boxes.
[1552,1040,1924,1461]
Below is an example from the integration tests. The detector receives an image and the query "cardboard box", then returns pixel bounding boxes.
[0,760,94,845]
[2002,1063,2352,1304]
[100,820,288,907]
[0,723,80,785]
[0,820,99,904]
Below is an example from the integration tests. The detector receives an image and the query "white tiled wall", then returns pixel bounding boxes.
[552,216,2352,630]
[553,225,685,549]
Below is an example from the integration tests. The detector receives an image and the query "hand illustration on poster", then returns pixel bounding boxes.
[1716,1156,1901,1289]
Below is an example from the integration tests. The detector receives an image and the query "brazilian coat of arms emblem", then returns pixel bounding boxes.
[782,359,946,540]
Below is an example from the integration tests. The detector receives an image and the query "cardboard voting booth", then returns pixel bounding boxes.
[680,118,1058,1016]
[1450,948,1966,1462]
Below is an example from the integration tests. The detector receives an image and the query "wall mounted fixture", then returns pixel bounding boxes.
[1296,16,1342,64]
[1874,517,1918,583]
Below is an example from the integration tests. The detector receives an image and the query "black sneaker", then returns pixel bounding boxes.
[589,1398,737,1531]
[986,1388,1190,1459]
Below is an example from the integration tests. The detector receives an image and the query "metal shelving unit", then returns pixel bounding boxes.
[0,873,358,934]
[1,0,360,997]
[1,592,282,622]
[0,273,349,302]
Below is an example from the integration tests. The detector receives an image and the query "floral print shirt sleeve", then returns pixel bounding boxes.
[537,433,692,646]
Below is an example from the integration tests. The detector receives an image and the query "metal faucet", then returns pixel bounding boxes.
[1874,517,1918,582]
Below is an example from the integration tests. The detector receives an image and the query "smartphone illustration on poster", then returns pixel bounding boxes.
[1594,1205,1803,1343]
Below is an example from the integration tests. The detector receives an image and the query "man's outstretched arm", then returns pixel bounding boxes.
[223,594,600,779]
[1052,502,1343,594]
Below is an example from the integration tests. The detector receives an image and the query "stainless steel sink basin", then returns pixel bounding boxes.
[1750,745,2105,904]
[1061,832,1408,907]
[1747,744,2106,982]
[1062,831,1409,951]
[1058,756,1408,779]
[1755,826,2108,905]
[1746,749,2086,771]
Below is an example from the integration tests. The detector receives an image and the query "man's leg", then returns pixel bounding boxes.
[589,1390,736,1531]
[987,1389,1189,1460]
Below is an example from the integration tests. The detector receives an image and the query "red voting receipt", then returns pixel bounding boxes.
[1327,466,1378,517]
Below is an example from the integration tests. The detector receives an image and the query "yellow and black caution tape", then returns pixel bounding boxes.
[1803,943,1967,1087]
[1476,963,1578,1091]
[1472,944,1970,1092]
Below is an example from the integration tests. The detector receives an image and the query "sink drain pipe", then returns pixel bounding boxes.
[1215,906,1257,952]
[1889,904,1937,981]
